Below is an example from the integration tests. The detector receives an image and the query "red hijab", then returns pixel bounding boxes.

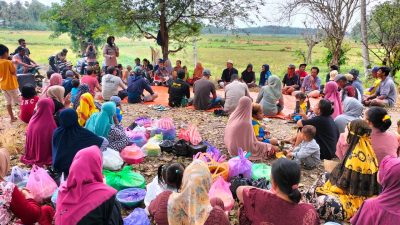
[21,98,56,166]
[56,146,116,225]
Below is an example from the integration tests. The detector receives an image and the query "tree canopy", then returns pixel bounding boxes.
[0,0,48,30]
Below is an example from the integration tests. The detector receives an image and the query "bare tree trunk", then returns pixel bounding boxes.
[160,0,169,60]
[331,38,343,66]
[360,0,370,75]
[306,44,314,64]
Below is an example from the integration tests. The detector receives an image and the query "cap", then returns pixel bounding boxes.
[372,66,379,72]
[203,69,211,76]
[65,70,74,77]
[334,74,347,82]
[110,96,121,106]
[227,59,233,64]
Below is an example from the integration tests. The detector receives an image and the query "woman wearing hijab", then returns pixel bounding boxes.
[306,119,379,222]
[41,73,63,98]
[334,97,363,133]
[85,102,129,151]
[256,75,284,116]
[73,84,90,110]
[149,160,229,225]
[224,96,276,160]
[324,81,343,119]
[259,64,271,86]
[241,64,256,88]
[52,109,108,177]
[55,146,123,225]
[47,85,70,126]
[188,62,204,85]
[351,156,400,225]
[0,149,55,225]
[76,93,99,126]
[21,98,57,166]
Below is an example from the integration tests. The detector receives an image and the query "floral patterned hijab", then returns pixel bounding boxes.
[167,160,212,225]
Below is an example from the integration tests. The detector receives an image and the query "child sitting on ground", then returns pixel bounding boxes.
[19,84,39,123]
[252,103,278,145]
[288,92,311,121]
[287,125,320,169]
[110,95,123,123]
[70,79,80,103]
[144,163,185,212]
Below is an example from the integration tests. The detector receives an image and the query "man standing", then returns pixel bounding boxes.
[224,74,251,114]
[219,59,238,88]
[101,66,126,101]
[282,64,300,95]
[296,63,308,82]
[0,44,19,122]
[194,69,222,110]
[168,69,190,107]
[363,67,396,107]
[301,67,321,98]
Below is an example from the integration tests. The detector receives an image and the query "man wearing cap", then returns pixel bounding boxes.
[301,67,321,98]
[282,64,300,95]
[364,66,381,96]
[219,60,238,88]
[349,69,363,95]
[363,66,397,107]
[194,69,222,110]
[12,46,37,74]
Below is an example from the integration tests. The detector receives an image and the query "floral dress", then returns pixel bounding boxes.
[0,181,18,225]
[108,124,130,152]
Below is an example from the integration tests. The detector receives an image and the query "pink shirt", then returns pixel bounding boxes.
[81,75,99,96]
[19,96,39,123]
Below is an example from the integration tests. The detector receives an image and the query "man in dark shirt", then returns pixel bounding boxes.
[282,64,300,95]
[194,69,222,110]
[219,59,238,88]
[127,68,158,103]
[168,69,190,107]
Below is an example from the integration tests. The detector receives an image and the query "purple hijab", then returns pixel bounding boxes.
[351,155,400,225]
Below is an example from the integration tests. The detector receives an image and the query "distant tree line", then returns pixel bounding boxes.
[0,0,49,30]
[201,25,320,36]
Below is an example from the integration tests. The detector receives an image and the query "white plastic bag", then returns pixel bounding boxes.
[102,148,124,171]
[7,166,29,187]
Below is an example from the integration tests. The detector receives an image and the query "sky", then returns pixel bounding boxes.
[7,0,384,29]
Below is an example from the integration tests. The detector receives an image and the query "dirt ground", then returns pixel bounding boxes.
[0,91,399,224]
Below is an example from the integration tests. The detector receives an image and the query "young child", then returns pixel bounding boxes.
[0,44,19,122]
[288,92,310,121]
[287,125,320,169]
[144,163,185,212]
[70,79,80,103]
[19,84,39,123]
[252,103,278,145]
[110,95,123,123]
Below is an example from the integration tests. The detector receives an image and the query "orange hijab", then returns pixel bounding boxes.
[193,63,204,79]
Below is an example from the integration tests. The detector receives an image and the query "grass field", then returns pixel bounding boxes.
[0,29,383,83]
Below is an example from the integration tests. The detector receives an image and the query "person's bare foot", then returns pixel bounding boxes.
[10,117,17,123]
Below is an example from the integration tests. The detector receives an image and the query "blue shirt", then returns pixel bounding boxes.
[127,75,154,103]
[301,75,321,92]
[376,76,397,106]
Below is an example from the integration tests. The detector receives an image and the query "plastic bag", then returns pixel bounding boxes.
[142,136,162,157]
[157,118,174,130]
[252,178,270,190]
[160,128,176,140]
[103,166,146,191]
[121,145,145,164]
[7,166,29,187]
[125,130,148,147]
[159,140,175,153]
[229,175,253,199]
[116,188,146,208]
[252,163,271,181]
[178,125,202,145]
[102,148,124,171]
[123,208,150,225]
[135,117,152,128]
[204,141,226,162]
[26,165,57,202]
[209,176,234,212]
[228,149,252,178]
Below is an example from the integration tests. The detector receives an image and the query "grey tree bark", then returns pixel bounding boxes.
[360,0,370,76]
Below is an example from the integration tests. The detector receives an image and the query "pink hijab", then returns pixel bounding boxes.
[224,96,273,160]
[324,81,343,119]
[351,156,400,225]
[41,73,63,98]
[21,98,56,166]
[56,145,116,225]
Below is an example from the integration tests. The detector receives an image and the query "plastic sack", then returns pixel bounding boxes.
[102,148,124,171]
[7,166,29,187]
[121,145,145,164]
[252,163,271,181]
[252,178,270,190]
[209,176,234,212]
[116,188,146,208]
[103,166,146,191]
[142,135,162,157]
[125,130,148,147]
[204,141,226,162]
[157,118,174,130]
[144,176,165,208]
[229,175,253,199]
[123,208,150,225]
[160,128,176,140]
[159,140,175,153]
[228,149,252,178]
[178,125,202,145]
[26,165,57,202]
[173,139,190,157]
[135,117,152,128]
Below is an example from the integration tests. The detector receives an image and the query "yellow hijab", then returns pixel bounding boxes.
[167,160,212,225]
[77,93,98,126]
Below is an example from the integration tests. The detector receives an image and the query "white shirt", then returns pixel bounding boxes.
[101,74,125,100]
